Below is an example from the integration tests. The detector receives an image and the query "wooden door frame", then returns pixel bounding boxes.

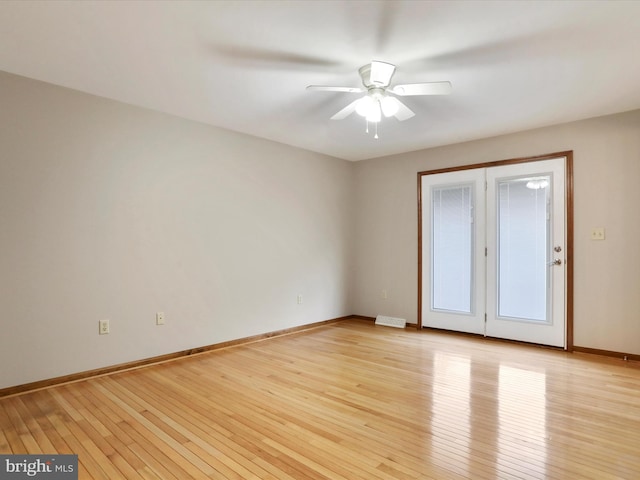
[417,151,574,351]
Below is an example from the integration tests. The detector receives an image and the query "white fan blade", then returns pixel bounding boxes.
[307,85,364,93]
[393,99,415,121]
[331,99,360,120]
[370,61,396,86]
[392,81,452,96]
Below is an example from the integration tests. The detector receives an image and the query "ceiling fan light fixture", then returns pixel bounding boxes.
[355,95,375,117]
[366,102,382,123]
[380,96,399,117]
[356,95,382,122]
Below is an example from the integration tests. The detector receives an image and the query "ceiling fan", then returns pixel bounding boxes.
[307,61,452,138]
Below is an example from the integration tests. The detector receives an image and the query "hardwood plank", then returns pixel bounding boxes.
[1,320,640,479]
[12,395,57,453]
[1,397,31,453]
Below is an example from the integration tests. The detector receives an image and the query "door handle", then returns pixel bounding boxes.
[548,259,562,266]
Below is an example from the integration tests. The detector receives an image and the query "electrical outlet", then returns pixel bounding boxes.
[99,319,110,335]
[591,227,605,240]
[156,312,165,325]
[297,294,303,305]
[381,289,388,299]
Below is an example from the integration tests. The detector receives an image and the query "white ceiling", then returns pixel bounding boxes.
[1,0,639,161]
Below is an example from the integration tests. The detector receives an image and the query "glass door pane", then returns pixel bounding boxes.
[432,185,474,313]
[497,176,550,322]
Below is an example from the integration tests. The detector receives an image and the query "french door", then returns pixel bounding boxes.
[420,156,568,348]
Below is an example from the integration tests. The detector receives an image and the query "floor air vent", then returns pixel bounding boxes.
[375,315,406,328]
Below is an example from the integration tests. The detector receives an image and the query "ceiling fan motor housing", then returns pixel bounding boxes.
[358,62,396,88]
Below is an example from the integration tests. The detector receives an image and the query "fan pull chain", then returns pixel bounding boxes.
[364,119,379,139]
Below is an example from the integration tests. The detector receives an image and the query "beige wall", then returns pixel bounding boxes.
[0,71,354,389]
[2,68,639,390]
[352,109,640,355]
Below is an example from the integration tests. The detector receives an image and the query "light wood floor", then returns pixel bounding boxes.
[2,319,640,479]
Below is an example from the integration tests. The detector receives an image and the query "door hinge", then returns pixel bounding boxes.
[484,313,487,323]
[485,247,488,256]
